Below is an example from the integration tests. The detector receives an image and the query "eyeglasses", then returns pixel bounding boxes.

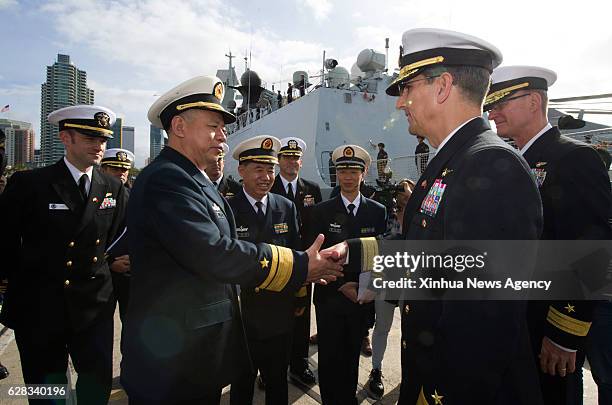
[488,93,531,112]
[398,75,441,96]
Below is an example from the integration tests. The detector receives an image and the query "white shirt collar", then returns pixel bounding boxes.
[211,174,223,187]
[340,192,361,215]
[435,116,481,153]
[520,123,553,155]
[243,188,269,214]
[63,156,93,194]
[279,174,298,194]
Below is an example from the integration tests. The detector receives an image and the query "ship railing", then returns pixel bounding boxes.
[318,153,431,187]
[226,105,274,135]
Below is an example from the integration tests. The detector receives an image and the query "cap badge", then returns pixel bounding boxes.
[117,151,128,161]
[94,112,110,128]
[261,138,273,150]
[343,147,354,158]
[288,139,298,149]
[213,82,224,101]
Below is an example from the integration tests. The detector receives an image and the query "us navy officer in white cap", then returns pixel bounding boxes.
[0,105,128,405]
[120,76,343,404]
[100,148,134,326]
[270,136,322,386]
[486,66,612,405]
[321,28,545,404]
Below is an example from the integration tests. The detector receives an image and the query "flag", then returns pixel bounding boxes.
[0,105,9,113]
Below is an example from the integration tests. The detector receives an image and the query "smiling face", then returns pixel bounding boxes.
[278,154,302,179]
[487,91,534,141]
[238,161,276,200]
[102,165,129,184]
[60,130,107,170]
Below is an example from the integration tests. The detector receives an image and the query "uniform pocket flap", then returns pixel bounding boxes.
[185,299,233,330]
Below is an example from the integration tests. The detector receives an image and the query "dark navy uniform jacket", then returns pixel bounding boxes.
[349,118,545,405]
[271,175,322,247]
[523,126,612,350]
[311,194,386,314]
[120,147,308,401]
[0,159,127,334]
[229,189,304,339]
[217,174,241,199]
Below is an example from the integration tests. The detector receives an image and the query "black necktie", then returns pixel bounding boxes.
[212,181,218,188]
[78,174,88,202]
[287,183,295,201]
[255,201,265,224]
[347,203,356,218]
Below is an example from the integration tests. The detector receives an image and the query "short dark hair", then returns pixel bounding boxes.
[378,142,385,148]
[425,65,491,106]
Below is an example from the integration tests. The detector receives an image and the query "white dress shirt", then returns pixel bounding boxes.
[63,157,93,195]
[243,189,269,215]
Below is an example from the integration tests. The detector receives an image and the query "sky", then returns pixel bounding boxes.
[1,0,611,167]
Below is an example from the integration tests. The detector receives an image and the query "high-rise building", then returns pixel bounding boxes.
[149,125,164,161]
[40,54,94,166]
[122,126,135,154]
[0,118,35,167]
[107,117,124,150]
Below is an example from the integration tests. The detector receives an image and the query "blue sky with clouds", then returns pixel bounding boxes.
[1,0,611,167]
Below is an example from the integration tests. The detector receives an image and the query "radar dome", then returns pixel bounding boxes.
[350,62,365,81]
[356,49,385,72]
[240,70,262,88]
[327,66,350,88]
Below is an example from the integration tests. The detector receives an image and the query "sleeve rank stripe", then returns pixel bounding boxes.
[360,237,379,273]
[546,306,592,337]
[267,246,294,292]
[416,387,431,405]
[258,244,279,290]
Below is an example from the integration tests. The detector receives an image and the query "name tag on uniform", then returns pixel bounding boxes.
[420,178,446,217]
[49,203,69,210]
[274,223,289,234]
[360,227,375,234]
[236,226,249,238]
[328,222,342,233]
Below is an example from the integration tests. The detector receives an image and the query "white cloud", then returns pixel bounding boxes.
[297,0,332,22]
[0,0,17,9]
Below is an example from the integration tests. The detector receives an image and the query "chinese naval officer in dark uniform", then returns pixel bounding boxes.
[100,148,134,323]
[486,66,612,405]
[0,105,128,405]
[323,29,545,405]
[120,75,343,405]
[270,136,322,386]
[205,150,241,198]
[228,135,305,405]
[310,144,386,405]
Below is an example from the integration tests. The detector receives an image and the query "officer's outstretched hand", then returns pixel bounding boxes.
[320,241,349,265]
[539,336,576,377]
[305,234,344,285]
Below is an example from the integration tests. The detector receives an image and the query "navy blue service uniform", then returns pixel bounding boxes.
[229,189,304,404]
[522,127,612,402]
[311,143,386,405]
[122,76,310,404]
[0,105,127,405]
[217,174,242,198]
[349,118,544,405]
[312,194,386,404]
[270,173,322,375]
